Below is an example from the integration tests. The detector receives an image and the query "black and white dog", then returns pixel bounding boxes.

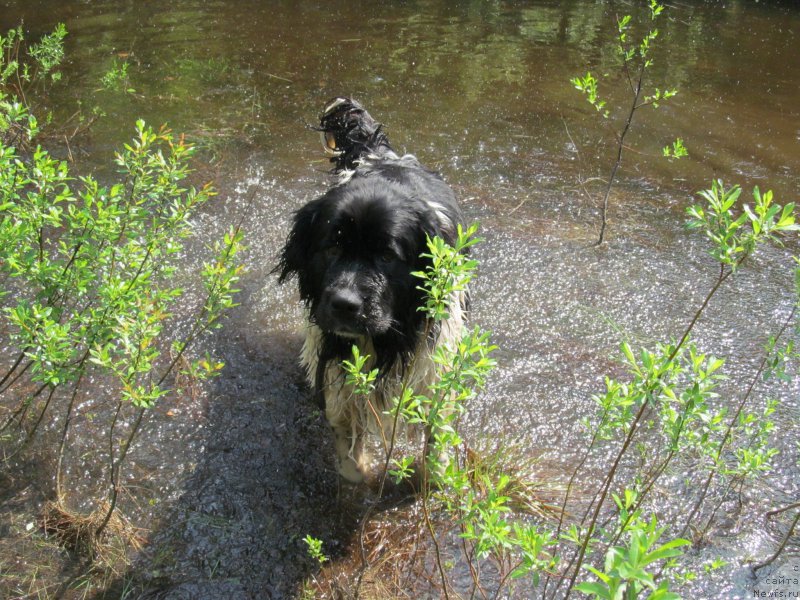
[277,98,466,483]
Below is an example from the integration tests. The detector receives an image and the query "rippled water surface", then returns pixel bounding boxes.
[1,0,798,598]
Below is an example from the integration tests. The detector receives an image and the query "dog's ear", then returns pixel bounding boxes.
[422,203,460,251]
[276,202,318,283]
[433,215,459,248]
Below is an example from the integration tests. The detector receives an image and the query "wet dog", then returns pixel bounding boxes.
[277,98,466,483]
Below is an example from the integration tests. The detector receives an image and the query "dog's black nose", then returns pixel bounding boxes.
[329,289,362,315]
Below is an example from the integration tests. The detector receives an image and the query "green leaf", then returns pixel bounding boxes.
[642,538,690,565]
[575,582,612,599]
[621,342,636,365]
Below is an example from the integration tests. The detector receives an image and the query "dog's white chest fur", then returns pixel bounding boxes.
[300,292,466,482]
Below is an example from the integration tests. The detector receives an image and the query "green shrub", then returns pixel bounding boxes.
[0,111,244,544]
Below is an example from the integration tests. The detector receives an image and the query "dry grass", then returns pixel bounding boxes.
[303,509,435,600]
[40,497,144,563]
[301,440,565,598]
[0,496,144,599]
[464,440,564,520]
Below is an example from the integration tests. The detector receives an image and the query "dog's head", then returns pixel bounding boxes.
[277,159,462,372]
[317,97,393,171]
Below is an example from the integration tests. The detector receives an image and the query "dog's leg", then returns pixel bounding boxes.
[327,407,365,483]
[330,424,363,483]
[315,354,365,483]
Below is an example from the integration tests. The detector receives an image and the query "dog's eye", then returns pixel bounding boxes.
[377,249,398,264]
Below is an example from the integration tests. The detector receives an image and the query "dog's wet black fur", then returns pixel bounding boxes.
[277,97,464,393]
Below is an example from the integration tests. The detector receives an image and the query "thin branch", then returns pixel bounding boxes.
[561,397,650,598]
[95,405,146,538]
[56,367,86,498]
[595,59,646,245]
[680,304,796,538]
[542,403,611,598]
[0,382,49,433]
[23,383,57,443]
[0,358,33,396]
[0,350,28,391]
[752,507,800,573]
[560,256,739,598]
[767,501,800,519]
[421,435,452,600]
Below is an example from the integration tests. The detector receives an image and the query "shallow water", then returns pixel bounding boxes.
[1,0,798,598]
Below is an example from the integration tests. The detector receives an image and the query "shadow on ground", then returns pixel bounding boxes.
[106,327,368,600]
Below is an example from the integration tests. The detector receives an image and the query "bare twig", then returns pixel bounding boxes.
[752,507,800,573]
[767,502,800,519]
[595,60,646,246]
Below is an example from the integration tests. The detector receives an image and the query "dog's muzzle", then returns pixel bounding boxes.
[319,288,366,337]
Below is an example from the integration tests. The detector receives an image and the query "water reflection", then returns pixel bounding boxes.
[0,0,796,198]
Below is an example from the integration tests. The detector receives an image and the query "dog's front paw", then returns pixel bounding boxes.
[332,424,365,483]
[336,456,365,483]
